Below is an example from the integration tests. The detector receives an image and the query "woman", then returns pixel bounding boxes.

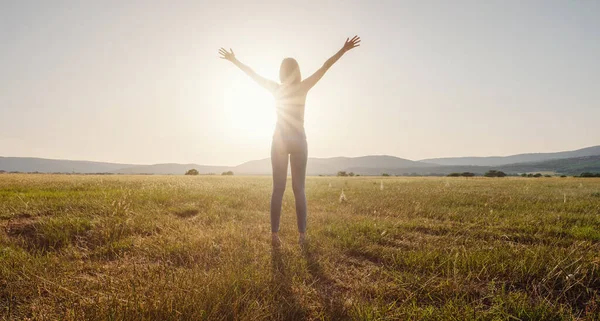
[218,36,361,247]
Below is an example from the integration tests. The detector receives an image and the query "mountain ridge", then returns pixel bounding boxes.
[420,145,600,166]
[1,145,599,175]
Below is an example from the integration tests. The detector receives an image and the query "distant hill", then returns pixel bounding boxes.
[2,146,599,176]
[0,155,433,175]
[421,145,600,166]
[355,155,600,176]
[500,155,600,175]
[0,157,231,175]
[0,157,132,173]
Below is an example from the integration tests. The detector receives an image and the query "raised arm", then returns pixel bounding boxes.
[301,36,361,91]
[219,48,279,94]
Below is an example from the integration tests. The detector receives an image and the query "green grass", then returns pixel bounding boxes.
[1,174,599,320]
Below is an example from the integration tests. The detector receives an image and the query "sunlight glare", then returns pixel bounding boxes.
[222,77,276,141]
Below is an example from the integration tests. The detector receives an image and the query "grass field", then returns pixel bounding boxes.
[1,174,599,320]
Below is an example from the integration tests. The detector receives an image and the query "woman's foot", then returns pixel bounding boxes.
[299,232,307,247]
[271,233,281,248]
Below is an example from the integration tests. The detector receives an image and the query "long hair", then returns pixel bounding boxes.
[279,58,301,84]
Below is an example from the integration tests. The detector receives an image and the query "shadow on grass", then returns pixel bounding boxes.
[271,247,309,320]
[174,209,199,218]
[302,243,349,320]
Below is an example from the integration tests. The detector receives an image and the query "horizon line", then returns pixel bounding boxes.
[1,143,598,167]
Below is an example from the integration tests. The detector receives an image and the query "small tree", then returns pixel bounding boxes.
[447,173,461,177]
[580,172,600,177]
[533,173,542,178]
[461,172,475,177]
[185,169,199,176]
[337,171,348,177]
[222,171,234,176]
[484,170,506,177]
[348,172,355,177]
[381,173,390,177]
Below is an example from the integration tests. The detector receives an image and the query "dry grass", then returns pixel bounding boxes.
[1,174,599,320]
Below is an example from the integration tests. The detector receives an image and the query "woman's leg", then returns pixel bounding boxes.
[290,139,308,234]
[270,140,288,234]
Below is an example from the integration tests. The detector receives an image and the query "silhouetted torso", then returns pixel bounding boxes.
[273,83,308,141]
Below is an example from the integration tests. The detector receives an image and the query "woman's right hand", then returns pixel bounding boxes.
[342,36,361,52]
[218,48,236,62]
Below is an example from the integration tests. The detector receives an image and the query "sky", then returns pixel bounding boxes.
[1,0,599,166]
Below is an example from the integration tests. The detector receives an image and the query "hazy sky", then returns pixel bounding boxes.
[1,1,599,166]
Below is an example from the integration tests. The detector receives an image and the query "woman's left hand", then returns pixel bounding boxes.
[218,48,236,61]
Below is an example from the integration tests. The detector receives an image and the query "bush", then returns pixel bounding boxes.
[447,172,475,177]
[185,169,199,176]
[544,175,552,178]
[381,173,390,177]
[560,175,567,178]
[533,173,542,178]
[349,172,355,177]
[484,170,507,177]
[221,171,234,176]
[337,171,348,177]
[580,172,600,178]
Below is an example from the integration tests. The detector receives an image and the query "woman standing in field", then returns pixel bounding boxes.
[219,36,361,247]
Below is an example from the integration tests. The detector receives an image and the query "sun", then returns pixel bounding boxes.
[222,78,276,141]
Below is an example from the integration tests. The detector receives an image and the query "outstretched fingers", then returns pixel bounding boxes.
[218,47,235,60]
[344,35,361,51]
